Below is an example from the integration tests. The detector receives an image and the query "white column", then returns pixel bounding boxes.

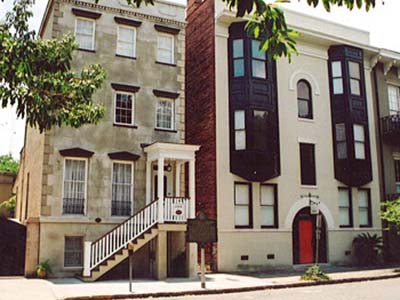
[146,160,152,204]
[189,159,195,218]
[83,241,92,277]
[175,162,182,197]
[157,157,165,223]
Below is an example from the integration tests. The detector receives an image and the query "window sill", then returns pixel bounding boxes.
[155,61,177,67]
[235,226,253,229]
[77,48,96,53]
[155,128,178,133]
[113,123,138,129]
[298,118,315,123]
[261,225,278,229]
[116,54,136,60]
[300,185,318,189]
[63,266,83,270]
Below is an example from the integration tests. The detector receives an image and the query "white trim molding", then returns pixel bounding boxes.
[289,70,321,96]
[284,197,335,230]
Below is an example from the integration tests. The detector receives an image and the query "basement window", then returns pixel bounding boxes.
[64,236,83,267]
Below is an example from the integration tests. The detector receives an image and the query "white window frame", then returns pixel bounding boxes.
[331,61,344,95]
[234,182,251,228]
[116,25,136,58]
[61,157,88,216]
[157,33,175,64]
[63,235,84,268]
[234,110,246,150]
[353,124,366,160]
[111,160,134,217]
[388,84,400,115]
[113,91,135,126]
[338,188,352,227]
[155,97,175,130]
[260,184,277,228]
[358,189,371,227]
[74,17,96,51]
[394,158,400,194]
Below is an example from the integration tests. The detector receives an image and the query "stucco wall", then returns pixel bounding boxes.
[215,20,382,270]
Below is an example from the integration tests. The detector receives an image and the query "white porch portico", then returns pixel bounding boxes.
[144,142,200,223]
[82,142,200,281]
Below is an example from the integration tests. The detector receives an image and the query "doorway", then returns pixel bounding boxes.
[292,207,327,264]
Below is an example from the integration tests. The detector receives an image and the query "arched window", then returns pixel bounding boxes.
[297,80,313,119]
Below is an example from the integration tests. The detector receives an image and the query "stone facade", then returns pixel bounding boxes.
[14,0,186,277]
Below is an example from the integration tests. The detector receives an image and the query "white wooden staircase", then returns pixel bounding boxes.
[81,198,191,282]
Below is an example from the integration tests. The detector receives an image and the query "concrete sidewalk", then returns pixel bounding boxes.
[1,267,399,300]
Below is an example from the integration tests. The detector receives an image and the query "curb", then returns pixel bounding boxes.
[63,272,400,300]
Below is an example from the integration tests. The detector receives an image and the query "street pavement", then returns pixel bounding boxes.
[148,278,400,300]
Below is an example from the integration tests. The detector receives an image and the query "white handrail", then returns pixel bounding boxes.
[83,197,191,277]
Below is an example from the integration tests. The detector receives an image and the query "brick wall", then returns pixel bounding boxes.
[185,0,217,268]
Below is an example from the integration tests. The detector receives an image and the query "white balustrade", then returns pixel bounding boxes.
[83,197,191,276]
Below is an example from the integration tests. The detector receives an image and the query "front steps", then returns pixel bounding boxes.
[81,226,159,282]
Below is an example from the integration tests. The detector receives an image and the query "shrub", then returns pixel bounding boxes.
[352,233,383,266]
[301,264,330,281]
[0,195,16,217]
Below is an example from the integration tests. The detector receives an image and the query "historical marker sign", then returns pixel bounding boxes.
[186,212,217,244]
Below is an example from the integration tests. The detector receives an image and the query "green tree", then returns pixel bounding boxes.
[382,197,400,234]
[0,154,19,175]
[0,0,106,132]
[0,0,379,132]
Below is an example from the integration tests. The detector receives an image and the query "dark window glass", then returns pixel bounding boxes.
[297,80,313,119]
[394,160,400,193]
[300,143,316,186]
[233,39,244,77]
[358,189,372,227]
[335,123,347,159]
[115,93,133,125]
[251,40,266,79]
[339,188,352,227]
[64,236,83,267]
[349,61,361,96]
[253,110,268,151]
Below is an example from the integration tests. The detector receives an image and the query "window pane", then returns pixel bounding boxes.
[117,27,135,57]
[300,143,316,185]
[350,79,361,96]
[388,85,400,114]
[353,124,365,142]
[252,60,266,79]
[339,189,350,207]
[233,39,244,58]
[332,61,342,77]
[336,124,346,142]
[355,142,365,159]
[115,93,133,125]
[358,190,369,207]
[339,207,350,226]
[64,237,83,267]
[234,110,245,129]
[349,61,360,79]
[253,110,268,151]
[156,99,174,129]
[333,78,343,94]
[359,209,369,226]
[260,206,274,226]
[63,160,86,215]
[158,35,173,63]
[76,19,94,50]
[298,99,310,119]
[235,206,249,226]
[297,81,311,100]
[235,131,246,150]
[234,59,244,77]
[235,184,249,205]
[251,40,265,60]
[337,142,347,159]
[260,185,274,205]
[395,159,400,182]
[112,163,132,216]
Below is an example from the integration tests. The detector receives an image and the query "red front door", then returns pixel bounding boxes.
[298,219,314,264]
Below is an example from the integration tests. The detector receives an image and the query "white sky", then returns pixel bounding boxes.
[0,0,399,158]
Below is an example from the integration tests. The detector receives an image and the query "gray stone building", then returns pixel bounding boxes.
[14,0,199,280]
